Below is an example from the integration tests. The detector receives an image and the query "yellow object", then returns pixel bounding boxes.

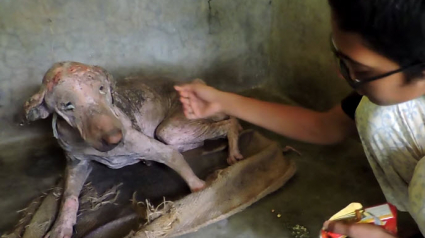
[329,202,363,221]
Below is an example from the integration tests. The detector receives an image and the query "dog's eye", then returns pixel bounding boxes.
[99,86,106,95]
[63,102,75,111]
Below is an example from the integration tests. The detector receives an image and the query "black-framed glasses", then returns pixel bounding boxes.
[330,36,424,89]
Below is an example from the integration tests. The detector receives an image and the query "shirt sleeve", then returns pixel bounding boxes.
[340,91,363,120]
[409,157,425,235]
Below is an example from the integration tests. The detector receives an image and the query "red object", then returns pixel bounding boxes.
[321,203,398,238]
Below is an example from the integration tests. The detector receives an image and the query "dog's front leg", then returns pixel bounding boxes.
[139,138,205,192]
[46,157,92,238]
[162,149,206,192]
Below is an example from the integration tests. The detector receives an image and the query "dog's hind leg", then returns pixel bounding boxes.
[45,158,92,238]
[156,110,243,165]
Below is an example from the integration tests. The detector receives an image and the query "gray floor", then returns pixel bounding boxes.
[182,127,420,238]
[0,88,420,238]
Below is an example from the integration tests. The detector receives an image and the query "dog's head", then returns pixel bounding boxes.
[24,61,124,152]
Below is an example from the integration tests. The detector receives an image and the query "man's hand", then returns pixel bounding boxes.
[175,79,356,145]
[323,221,398,238]
[174,81,224,119]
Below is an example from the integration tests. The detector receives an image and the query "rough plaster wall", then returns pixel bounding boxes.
[0,0,271,144]
[268,0,351,110]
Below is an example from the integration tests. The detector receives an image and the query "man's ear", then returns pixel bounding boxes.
[24,85,50,121]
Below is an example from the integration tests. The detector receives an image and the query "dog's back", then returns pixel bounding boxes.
[113,76,180,137]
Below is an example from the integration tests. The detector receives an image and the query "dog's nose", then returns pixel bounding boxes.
[104,129,123,144]
[100,129,123,150]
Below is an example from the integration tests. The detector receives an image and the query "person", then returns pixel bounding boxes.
[174,0,425,237]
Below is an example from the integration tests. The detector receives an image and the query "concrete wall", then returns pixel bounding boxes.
[0,0,272,143]
[268,0,351,110]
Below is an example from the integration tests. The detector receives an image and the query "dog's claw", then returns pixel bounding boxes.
[47,223,73,238]
[227,152,243,165]
[141,159,153,166]
[282,146,301,156]
[189,179,206,193]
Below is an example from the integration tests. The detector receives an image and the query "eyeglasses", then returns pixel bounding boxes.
[330,36,424,89]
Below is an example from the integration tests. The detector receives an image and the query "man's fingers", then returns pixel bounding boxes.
[178,90,191,98]
[174,84,198,92]
[188,91,203,118]
[182,106,193,118]
[174,85,193,98]
[324,221,349,235]
[176,83,209,119]
[180,100,195,118]
[324,221,397,238]
[179,93,200,119]
[174,85,187,91]
[179,96,191,106]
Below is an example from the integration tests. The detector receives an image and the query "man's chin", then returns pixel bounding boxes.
[366,95,407,106]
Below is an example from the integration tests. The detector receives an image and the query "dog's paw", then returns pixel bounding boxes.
[189,179,206,193]
[44,210,77,238]
[227,151,243,165]
[44,222,73,238]
[45,197,78,238]
[141,159,153,166]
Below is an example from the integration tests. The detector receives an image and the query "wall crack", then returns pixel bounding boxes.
[208,0,212,13]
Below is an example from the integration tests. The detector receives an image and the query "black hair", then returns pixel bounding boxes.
[328,0,425,80]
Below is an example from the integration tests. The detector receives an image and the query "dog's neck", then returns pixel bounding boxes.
[110,99,143,133]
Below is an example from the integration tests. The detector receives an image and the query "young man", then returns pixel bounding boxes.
[175,0,425,237]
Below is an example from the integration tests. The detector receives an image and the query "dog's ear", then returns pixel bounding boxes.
[24,85,50,121]
[23,62,67,121]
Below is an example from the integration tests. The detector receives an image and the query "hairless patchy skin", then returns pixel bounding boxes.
[24,61,242,238]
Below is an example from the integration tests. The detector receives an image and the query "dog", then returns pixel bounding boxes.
[23,61,242,238]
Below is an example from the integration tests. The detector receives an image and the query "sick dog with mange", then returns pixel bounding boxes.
[23,61,243,238]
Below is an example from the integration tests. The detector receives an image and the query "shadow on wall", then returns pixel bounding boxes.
[267,0,352,111]
[110,54,268,92]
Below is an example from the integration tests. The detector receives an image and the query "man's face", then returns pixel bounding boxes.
[331,16,425,106]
